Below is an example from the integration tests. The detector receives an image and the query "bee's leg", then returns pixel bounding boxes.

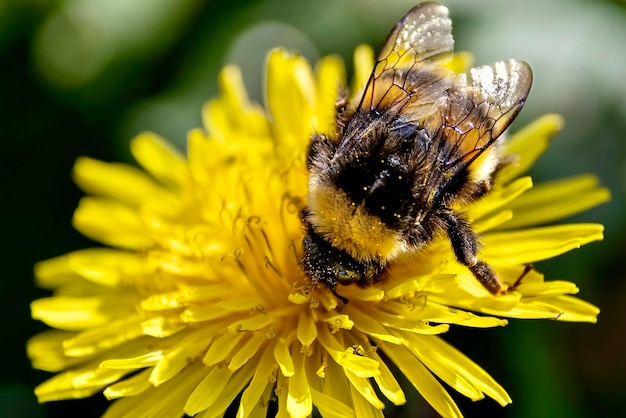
[467,260,503,294]
[439,210,505,294]
[508,264,534,292]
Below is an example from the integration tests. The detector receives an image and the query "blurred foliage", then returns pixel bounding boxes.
[1,0,624,417]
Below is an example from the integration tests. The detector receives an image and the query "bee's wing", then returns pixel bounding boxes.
[338,2,454,152]
[339,1,532,170]
[440,59,533,171]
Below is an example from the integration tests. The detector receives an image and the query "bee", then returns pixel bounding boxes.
[301,1,532,302]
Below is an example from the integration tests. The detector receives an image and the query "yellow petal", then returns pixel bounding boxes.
[345,307,403,344]
[203,332,247,366]
[274,338,295,377]
[338,285,385,302]
[103,369,152,399]
[500,114,564,182]
[67,248,145,287]
[34,254,81,290]
[473,209,514,233]
[203,361,260,417]
[515,280,579,297]
[141,316,186,338]
[274,375,288,418]
[27,330,82,372]
[546,295,600,323]
[238,343,277,417]
[481,299,567,320]
[371,302,506,331]
[150,330,214,386]
[266,49,315,149]
[186,128,213,188]
[72,197,154,250]
[351,44,374,99]
[103,366,206,418]
[321,313,354,333]
[350,384,384,418]
[310,388,355,418]
[315,54,345,133]
[381,341,463,418]
[31,294,140,331]
[239,378,275,418]
[367,349,406,406]
[319,358,353,407]
[184,366,232,415]
[228,334,266,372]
[469,176,533,221]
[297,310,317,349]
[483,223,604,264]
[287,349,312,418]
[405,333,511,406]
[73,156,179,209]
[130,132,188,189]
[100,352,163,370]
[384,274,458,299]
[345,369,384,409]
[481,292,599,322]
[202,66,247,142]
[202,65,270,143]
[500,175,610,229]
[227,314,277,334]
[61,315,144,357]
[35,366,129,403]
[317,326,380,377]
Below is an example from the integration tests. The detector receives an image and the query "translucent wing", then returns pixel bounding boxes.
[339,2,454,152]
[360,2,453,111]
[440,59,533,171]
[338,2,532,175]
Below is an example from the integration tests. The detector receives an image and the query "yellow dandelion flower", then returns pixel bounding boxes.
[29,25,609,418]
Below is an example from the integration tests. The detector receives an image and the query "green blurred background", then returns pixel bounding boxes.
[1,0,624,417]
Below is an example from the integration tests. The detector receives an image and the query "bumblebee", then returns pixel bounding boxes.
[301,2,532,301]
